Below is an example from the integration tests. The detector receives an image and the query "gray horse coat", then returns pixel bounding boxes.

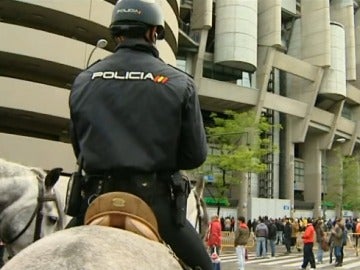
[0,158,63,257]
[2,225,183,270]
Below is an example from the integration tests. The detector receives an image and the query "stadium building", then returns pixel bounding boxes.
[1,0,360,219]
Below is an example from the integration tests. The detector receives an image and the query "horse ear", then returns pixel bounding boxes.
[45,168,63,188]
[195,176,205,197]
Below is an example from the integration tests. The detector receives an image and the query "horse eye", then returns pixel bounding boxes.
[47,216,58,225]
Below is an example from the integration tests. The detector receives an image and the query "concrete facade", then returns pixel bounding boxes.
[1,0,360,219]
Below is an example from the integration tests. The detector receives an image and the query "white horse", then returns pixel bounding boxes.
[0,158,64,258]
[1,166,208,269]
[2,225,183,270]
[186,175,209,240]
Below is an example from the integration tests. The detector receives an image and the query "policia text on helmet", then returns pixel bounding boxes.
[110,0,165,44]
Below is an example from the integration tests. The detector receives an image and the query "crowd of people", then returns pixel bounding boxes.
[206,214,360,270]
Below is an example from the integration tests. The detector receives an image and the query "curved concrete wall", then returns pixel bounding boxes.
[258,0,282,47]
[0,77,69,118]
[191,0,213,30]
[301,0,331,66]
[330,0,356,81]
[355,9,360,89]
[0,23,110,70]
[0,0,179,171]
[319,22,346,98]
[214,0,257,72]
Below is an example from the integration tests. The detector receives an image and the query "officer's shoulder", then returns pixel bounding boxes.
[167,64,193,79]
[86,59,102,69]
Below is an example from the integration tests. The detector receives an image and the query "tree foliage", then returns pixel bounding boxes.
[325,152,360,215]
[191,110,280,212]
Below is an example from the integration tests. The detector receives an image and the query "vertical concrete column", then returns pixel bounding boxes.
[303,136,322,218]
[284,116,295,217]
[326,149,343,218]
[236,172,249,220]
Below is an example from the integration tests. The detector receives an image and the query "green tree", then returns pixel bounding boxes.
[192,110,279,215]
[325,152,360,217]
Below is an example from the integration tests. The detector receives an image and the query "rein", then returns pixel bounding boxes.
[193,190,203,236]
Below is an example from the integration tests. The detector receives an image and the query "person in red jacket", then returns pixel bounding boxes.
[299,218,316,270]
[207,215,222,256]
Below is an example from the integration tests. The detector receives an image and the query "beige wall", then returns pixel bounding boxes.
[0,0,179,172]
[0,133,75,172]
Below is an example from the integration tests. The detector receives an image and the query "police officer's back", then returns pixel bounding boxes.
[69,0,211,269]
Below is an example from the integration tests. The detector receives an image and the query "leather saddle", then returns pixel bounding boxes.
[84,192,161,242]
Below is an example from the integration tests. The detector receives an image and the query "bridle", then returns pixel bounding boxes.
[193,189,209,240]
[193,190,203,235]
[3,176,62,245]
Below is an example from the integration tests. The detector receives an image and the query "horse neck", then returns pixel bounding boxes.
[0,175,39,213]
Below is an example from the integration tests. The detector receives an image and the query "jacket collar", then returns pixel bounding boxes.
[115,39,159,58]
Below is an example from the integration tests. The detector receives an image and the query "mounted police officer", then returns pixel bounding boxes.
[67,0,211,269]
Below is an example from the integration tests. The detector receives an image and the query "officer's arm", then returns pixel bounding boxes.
[177,78,207,169]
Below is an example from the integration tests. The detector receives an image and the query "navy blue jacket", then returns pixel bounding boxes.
[69,39,207,173]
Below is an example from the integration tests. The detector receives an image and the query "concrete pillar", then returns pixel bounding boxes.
[284,115,295,217]
[326,148,343,218]
[237,172,249,220]
[303,136,322,218]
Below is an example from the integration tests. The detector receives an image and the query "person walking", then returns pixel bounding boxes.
[67,0,211,269]
[276,218,284,245]
[328,232,335,264]
[234,216,250,270]
[207,215,222,256]
[340,224,347,265]
[267,218,277,257]
[355,218,360,250]
[283,218,292,254]
[299,218,316,270]
[291,218,300,252]
[331,218,344,267]
[255,217,268,257]
[315,219,325,264]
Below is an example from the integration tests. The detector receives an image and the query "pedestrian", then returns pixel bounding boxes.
[230,216,235,232]
[331,218,344,267]
[340,220,348,266]
[291,218,300,252]
[276,218,284,245]
[283,218,292,254]
[67,0,211,269]
[355,218,360,249]
[299,217,316,270]
[267,218,277,257]
[220,217,225,231]
[234,216,250,270]
[255,217,268,257]
[328,232,335,264]
[252,218,258,233]
[224,217,231,231]
[0,240,4,268]
[207,215,222,256]
[315,219,325,264]
[247,219,252,232]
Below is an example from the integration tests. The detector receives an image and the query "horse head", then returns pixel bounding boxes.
[0,159,64,257]
[185,173,209,240]
[40,167,65,236]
